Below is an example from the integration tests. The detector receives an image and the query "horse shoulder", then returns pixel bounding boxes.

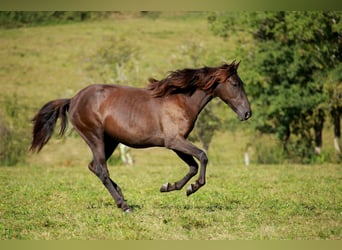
[160,95,197,139]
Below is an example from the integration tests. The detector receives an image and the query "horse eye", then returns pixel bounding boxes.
[231,82,239,87]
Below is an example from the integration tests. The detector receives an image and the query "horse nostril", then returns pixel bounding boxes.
[245,110,252,120]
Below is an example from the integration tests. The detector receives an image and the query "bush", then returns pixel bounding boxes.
[0,11,110,29]
[84,35,140,85]
[0,121,27,166]
[0,95,29,166]
[253,135,286,164]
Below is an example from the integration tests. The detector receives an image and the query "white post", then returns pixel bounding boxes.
[244,151,249,166]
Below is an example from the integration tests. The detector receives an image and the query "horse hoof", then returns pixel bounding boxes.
[160,182,170,192]
[124,208,132,213]
[186,185,193,196]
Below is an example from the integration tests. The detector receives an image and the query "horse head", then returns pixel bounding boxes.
[212,61,252,121]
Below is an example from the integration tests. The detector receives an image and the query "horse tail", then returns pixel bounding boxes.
[30,98,70,153]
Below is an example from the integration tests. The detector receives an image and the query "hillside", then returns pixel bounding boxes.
[0,13,251,167]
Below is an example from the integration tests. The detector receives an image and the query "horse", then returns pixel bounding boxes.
[30,61,252,212]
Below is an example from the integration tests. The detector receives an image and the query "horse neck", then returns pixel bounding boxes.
[185,89,213,116]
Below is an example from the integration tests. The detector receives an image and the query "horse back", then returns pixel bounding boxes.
[69,84,165,147]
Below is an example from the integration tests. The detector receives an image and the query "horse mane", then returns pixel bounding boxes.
[146,62,239,97]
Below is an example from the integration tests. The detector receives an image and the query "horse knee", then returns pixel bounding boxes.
[88,161,97,174]
[189,165,198,175]
[199,151,208,165]
[88,161,109,183]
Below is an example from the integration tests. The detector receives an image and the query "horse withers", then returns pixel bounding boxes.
[30,61,252,212]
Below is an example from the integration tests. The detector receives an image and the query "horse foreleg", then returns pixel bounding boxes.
[160,150,198,192]
[185,150,208,196]
[165,138,208,196]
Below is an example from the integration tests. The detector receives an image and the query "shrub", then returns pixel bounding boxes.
[0,117,28,166]
[253,136,286,164]
[0,95,29,166]
[0,11,110,29]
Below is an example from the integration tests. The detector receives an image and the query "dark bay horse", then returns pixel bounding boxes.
[30,61,252,212]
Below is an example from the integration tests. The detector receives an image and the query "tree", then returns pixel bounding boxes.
[84,35,140,85]
[0,12,108,28]
[209,11,342,162]
[325,62,342,154]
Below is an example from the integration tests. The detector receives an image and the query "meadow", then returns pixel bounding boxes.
[1,154,341,239]
[0,12,341,240]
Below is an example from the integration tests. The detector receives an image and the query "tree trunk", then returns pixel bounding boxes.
[283,124,291,156]
[331,108,341,154]
[314,109,325,155]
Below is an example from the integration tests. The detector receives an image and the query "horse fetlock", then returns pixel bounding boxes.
[186,184,194,196]
[117,200,131,212]
[186,180,205,196]
[122,205,132,213]
[160,182,171,192]
[124,207,132,213]
[196,178,206,187]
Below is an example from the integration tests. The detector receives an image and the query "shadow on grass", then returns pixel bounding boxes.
[158,199,243,212]
[86,200,143,211]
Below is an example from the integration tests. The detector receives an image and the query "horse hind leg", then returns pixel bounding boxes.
[80,130,131,212]
[87,159,130,212]
[103,134,127,202]
[160,150,198,192]
[87,151,131,212]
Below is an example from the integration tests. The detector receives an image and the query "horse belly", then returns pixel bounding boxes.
[103,103,164,148]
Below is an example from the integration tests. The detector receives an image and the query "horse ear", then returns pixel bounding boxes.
[233,60,240,69]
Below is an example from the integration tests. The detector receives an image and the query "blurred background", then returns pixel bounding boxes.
[0,11,341,167]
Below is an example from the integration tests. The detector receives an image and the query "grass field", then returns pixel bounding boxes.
[0,156,341,239]
[0,13,341,240]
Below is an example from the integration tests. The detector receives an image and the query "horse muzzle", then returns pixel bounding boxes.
[238,109,252,121]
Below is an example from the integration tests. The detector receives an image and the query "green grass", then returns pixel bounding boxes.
[0,158,340,239]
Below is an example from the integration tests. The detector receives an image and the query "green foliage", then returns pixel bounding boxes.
[253,136,286,164]
[140,11,161,20]
[250,11,341,162]
[84,35,140,85]
[0,11,109,29]
[208,12,251,39]
[0,95,29,166]
[325,62,342,109]
[209,11,342,163]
